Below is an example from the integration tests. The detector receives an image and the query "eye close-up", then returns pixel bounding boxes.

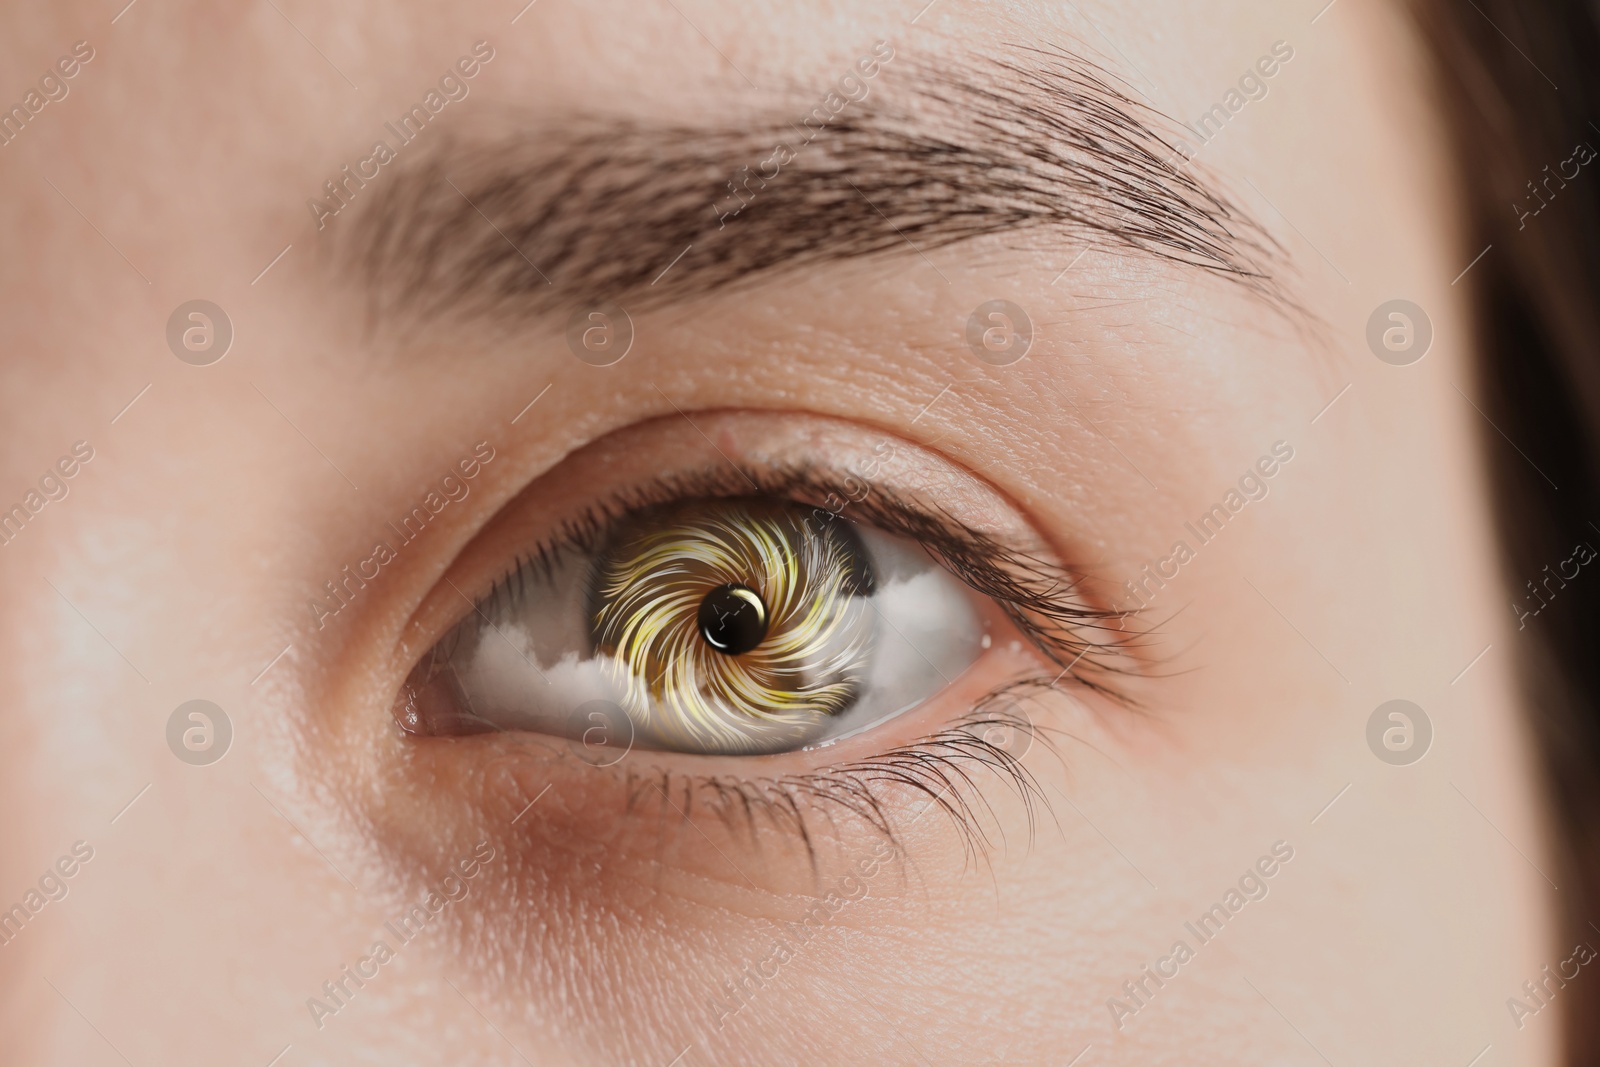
[400,492,990,754]
[384,410,1130,804]
[11,1,1600,1065]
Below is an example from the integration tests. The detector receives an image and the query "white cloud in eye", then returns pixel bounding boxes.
[822,568,982,743]
[452,538,981,746]
[461,624,622,735]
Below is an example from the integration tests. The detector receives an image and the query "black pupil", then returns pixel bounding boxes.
[698,584,768,655]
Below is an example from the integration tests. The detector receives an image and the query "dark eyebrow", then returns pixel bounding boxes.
[345,48,1285,325]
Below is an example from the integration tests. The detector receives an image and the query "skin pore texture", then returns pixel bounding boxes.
[0,1,1557,1065]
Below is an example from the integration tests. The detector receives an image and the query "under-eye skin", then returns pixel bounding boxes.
[394,457,1138,853]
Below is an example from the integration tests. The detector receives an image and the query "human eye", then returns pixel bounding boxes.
[389,411,1130,844]
[400,491,989,755]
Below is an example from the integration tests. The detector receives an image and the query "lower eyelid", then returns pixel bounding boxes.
[388,631,1061,876]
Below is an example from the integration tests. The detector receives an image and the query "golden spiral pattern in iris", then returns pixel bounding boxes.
[591,501,874,754]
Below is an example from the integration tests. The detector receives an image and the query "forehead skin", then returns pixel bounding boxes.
[0,1,1555,1065]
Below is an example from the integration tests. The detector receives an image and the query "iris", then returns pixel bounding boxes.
[591,501,875,753]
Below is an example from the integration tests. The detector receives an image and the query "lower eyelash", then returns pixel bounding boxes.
[616,678,1068,873]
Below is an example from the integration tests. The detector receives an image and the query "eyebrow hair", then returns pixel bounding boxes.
[345,47,1286,326]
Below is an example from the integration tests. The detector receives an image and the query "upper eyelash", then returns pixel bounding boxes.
[471,460,1142,697]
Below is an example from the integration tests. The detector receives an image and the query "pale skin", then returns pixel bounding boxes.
[0,1,1558,1065]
